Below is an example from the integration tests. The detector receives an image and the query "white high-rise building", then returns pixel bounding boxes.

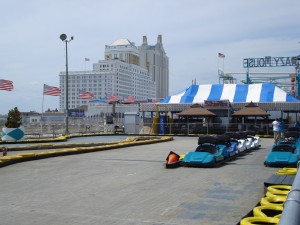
[139,35,169,99]
[59,35,168,111]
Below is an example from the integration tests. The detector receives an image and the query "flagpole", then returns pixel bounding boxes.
[218,56,220,74]
[79,89,82,105]
[41,85,45,135]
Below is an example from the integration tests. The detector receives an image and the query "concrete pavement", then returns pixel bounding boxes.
[0,137,277,225]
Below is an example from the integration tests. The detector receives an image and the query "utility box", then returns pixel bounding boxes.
[124,112,140,134]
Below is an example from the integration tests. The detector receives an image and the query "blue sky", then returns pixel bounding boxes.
[0,0,299,114]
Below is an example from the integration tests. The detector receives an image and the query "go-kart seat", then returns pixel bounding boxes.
[195,144,217,154]
[272,145,295,153]
[284,131,299,140]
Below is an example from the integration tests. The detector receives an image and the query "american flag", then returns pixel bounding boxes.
[123,95,135,104]
[43,84,61,96]
[218,53,225,58]
[107,95,119,103]
[0,79,13,91]
[79,91,94,99]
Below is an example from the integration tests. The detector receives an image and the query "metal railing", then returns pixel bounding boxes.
[10,121,295,137]
[21,118,125,138]
[141,122,276,135]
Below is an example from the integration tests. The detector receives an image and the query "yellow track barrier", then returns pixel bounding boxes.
[267,185,291,196]
[0,155,23,161]
[253,205,283,218]
[276,167,297,175]
[17,153,36,158]
[240,216,279,225]
[266,191,287,199]
[260,195,286,206]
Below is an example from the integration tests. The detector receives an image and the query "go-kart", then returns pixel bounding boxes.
[181,136,226,167]
[245,130,261,149]
[224,132,246,154]
[264,144,300,167]
[264,131,300,167]
[237,131,253,150]
[215,135,239,158]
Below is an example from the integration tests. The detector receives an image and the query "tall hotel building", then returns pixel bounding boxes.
[59,35,169,111]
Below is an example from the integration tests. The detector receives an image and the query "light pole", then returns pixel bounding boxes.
[60,34,73,135]
[297,42,300,97]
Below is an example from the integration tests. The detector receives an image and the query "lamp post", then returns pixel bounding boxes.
[60,34,73,135]
[297,55,300,97]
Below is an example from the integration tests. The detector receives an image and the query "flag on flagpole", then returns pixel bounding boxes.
[79,90,94,99]
[0,79,13,91]
[218,53,225,58]
[123,95,135,104]
[43,84,61,96]
[106,95,119,103]
[85,58,90,61]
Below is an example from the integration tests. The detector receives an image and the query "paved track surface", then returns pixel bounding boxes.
[0,137,278,225]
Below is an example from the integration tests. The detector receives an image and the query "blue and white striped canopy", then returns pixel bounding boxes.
[160,83,299,103]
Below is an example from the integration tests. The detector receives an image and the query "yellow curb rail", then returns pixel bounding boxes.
[0,136,173,168]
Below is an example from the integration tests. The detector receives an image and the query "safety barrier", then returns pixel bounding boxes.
[239,166,297,225]
[240,217,279,225]
[0,136,173,168]
[143,122,274,135]
[278,162,300,225]
[239,186,287,224]
[239,163,300,224]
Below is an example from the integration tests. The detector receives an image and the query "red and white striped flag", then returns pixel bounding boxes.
[79,90,94,99]
[107,95,119,103]
[123,95,135,104]
[43,84,61,96]
[0,79,13,91]
[218,53,225,58]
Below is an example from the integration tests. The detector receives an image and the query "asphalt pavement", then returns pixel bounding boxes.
[0,137,278,225]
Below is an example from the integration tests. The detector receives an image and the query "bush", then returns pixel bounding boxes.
[5,107,22,128]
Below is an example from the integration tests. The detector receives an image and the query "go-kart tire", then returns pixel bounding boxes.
[240,216,279,225]
[253,205,283,218]
[267,185,291,196]
[260,195,286,206]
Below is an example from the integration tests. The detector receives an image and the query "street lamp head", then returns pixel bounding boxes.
[60,34,67,41]
[71,36,74,40]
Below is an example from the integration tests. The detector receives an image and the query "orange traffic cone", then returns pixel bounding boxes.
[165,151,181,168]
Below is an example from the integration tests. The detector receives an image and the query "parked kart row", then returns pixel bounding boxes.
[264,128,300,167]
[166,131,261,168]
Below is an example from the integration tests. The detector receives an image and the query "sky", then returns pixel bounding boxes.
[0,0,299,115]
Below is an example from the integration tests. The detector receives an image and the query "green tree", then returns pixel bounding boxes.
[5,107,22,128]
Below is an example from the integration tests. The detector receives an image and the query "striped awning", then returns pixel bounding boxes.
[160,83,299,104]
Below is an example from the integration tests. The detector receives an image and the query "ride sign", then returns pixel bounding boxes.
[243,56,300,68]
